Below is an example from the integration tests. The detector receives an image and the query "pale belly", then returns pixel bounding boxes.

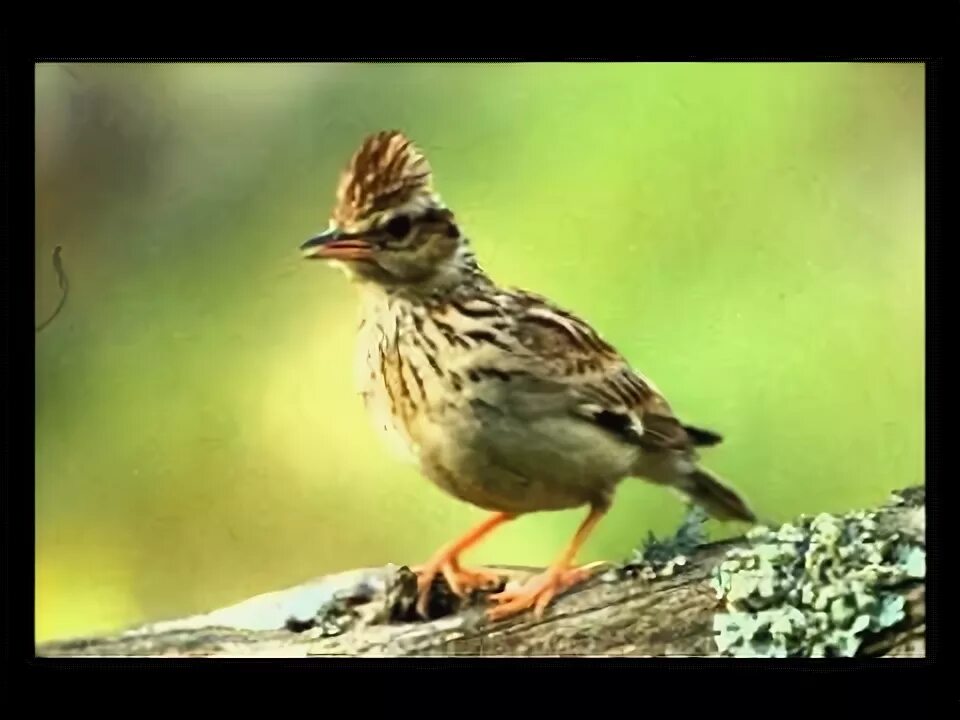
[357,358,637,513]
[351,300,640,514]
[414,401,639,513]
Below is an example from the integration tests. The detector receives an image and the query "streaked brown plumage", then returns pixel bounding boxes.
[301,130,757,621]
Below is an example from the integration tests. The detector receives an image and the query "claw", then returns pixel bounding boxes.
[407,512,515,618]
[485,505,608,622]
[487,566,593,621]
[412,558,504,618]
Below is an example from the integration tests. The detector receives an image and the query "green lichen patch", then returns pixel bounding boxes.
[606,505,709,582]
[711,509,925,658]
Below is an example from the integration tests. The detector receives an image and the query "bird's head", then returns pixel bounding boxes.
[301,131,479,293]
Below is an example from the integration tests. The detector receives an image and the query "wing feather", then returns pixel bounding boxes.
[498,289,714,453]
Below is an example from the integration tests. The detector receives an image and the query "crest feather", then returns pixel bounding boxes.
[332,130,434,226]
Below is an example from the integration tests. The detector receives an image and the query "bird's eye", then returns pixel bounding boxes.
[385,214,411,239]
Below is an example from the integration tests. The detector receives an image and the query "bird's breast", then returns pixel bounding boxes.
[352,298,504,466]
[353,308,420,464]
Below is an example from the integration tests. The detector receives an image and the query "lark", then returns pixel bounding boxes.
[300,130,757,622]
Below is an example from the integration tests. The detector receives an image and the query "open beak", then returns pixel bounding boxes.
[300,228,375,261]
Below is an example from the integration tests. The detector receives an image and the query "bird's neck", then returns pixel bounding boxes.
[358,272,496,316]
[358,242,496,308]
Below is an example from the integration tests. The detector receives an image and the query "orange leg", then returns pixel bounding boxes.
[410,511,515,617]
[487,504,607,622]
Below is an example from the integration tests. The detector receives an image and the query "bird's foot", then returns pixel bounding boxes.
[410,556,505,618]
[486,564,595,622]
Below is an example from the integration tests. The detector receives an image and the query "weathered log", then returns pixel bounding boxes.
[38,486,925,658]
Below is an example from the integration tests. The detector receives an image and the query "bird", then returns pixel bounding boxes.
[299,130,758,622]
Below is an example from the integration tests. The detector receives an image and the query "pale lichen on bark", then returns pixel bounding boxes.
[37,486,925,658]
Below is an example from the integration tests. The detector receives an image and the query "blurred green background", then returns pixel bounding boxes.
[34,62,924,644]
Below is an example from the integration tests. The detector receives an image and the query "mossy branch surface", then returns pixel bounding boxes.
[38,486,925,658]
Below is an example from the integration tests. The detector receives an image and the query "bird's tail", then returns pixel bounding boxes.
[672,464,757,523]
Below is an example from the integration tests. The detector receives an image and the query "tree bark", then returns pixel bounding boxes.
[37,486,925,658]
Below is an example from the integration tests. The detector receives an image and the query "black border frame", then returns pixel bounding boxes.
[3,37,954,705]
